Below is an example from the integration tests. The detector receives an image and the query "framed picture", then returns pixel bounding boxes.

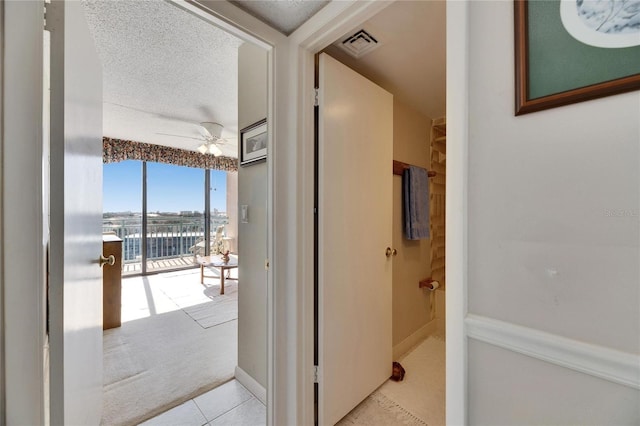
[515,0,640,115]
[240,119,267,166]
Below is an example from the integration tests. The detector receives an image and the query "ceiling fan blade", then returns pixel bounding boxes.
[105,102,201,126]
[209,144,223,157]
[155,132,204,141]
[199,126,213,139]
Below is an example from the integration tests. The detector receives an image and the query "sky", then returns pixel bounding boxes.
[103,160,227,213]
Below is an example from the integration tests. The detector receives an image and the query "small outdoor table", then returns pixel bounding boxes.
[197,255,238,295]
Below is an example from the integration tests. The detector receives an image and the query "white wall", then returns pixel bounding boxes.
[467,1,639,423]
[237,42,268,388]
[469,340,640,425]
[391,98,434,349]
[226,171,238,253]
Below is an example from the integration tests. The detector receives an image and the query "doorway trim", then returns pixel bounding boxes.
[131,0,297,420]
[2,2,48,423]
[444,2,469,424]
[146,2,290,425]
[288,1,469,424]
[2,0,471,424]
[1,1,289,424]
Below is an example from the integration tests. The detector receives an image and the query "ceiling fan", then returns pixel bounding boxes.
[157,122,231,157]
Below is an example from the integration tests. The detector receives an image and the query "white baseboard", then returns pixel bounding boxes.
[235,366,267,405]
[466,314,640,390]
[393,319,437,360]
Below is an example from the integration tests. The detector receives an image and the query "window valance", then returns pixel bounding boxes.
[103,137,238,172]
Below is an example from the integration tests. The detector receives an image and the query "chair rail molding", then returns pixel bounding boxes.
[466,314,640,390]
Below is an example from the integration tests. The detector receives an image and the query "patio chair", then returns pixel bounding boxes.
[189,225,225,258]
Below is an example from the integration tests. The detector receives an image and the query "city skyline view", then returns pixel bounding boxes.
[103,160,228,214]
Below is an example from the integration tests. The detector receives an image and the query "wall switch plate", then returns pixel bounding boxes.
[241,205,249,223]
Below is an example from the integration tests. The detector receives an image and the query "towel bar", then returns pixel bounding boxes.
[392,160,436,177]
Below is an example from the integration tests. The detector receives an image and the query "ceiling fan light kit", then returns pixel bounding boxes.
[199,121,225,156]
[155,121,231,157]
[208,143,223,156]
[197,141,223,156]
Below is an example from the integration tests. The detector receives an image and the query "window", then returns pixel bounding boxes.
[103,161,227,275]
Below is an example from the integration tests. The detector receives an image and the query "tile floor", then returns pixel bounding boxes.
[139,379,266,426]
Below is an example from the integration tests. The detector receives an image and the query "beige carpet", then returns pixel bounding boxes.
[338,335,445,426]
[181,282,238,329]
[102,271,238,425]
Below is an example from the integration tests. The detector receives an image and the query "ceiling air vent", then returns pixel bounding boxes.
[338,29,380,58]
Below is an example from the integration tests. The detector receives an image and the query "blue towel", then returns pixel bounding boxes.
[403,165,430,240]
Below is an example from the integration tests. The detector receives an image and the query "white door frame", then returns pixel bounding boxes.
[287,1,470,424]
[444,2,470,424]
[3,0,470,424]
[2,1,48,424]
[1,1,292,424]
[171,3,287,423]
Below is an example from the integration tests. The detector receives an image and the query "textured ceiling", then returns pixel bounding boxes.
[230,0,330,35]
[324,0,446,120]
[81,0,445,158]
[82,0,243,158]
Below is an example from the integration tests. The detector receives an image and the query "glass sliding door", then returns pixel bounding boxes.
[102,160,143,275]
[146,162,206,273]
[102,160,221,275]
[210,170,229,254]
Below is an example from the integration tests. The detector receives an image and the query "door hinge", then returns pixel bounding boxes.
[44,1,58,32]
[313,365,319,383]
[265,259,270,271]
[314,88,319,107]
[44,2,50,31]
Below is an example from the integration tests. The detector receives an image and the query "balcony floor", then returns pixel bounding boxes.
[123,256,197,275]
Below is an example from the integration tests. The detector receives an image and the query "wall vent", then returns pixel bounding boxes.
[338,29,380,58]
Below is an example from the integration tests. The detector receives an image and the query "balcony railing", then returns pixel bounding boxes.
[103,215,229,274]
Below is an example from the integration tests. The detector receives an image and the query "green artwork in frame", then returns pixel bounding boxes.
[515,0,640,115]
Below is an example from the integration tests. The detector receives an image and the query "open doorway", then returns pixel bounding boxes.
[314,2,446,424]
[82,1,269,424]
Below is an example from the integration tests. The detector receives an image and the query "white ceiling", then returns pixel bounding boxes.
[82,0,445,159]
[82,0,243,158]
[230,0,330,35]
[224,0,446,120]
[323,0,446,120]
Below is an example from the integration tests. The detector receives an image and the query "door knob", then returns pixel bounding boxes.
[392,248,397,256]
[386,247,392,258]
[100,254,115,268]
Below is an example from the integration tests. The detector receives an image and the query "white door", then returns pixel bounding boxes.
[47,1,104,424]
[317,53,393,426]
